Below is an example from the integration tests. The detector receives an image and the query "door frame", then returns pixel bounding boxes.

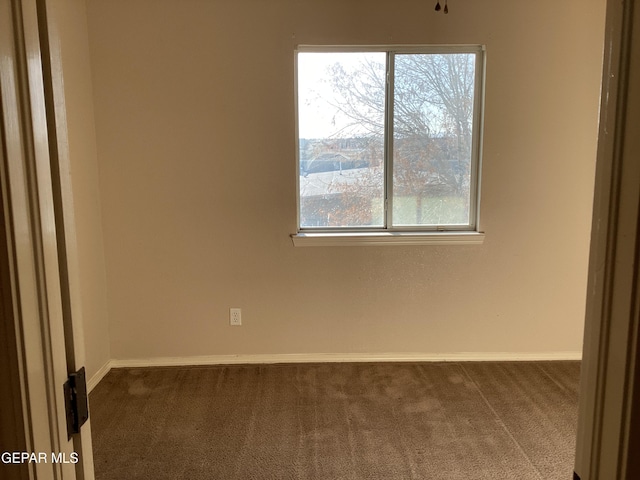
[0,0,92,478]
[574,0,640,478]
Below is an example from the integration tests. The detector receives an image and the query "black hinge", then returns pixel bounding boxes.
[63,367,89,439]
[573,472,581,480]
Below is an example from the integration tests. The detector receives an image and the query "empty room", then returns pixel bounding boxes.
[6,0,636,478]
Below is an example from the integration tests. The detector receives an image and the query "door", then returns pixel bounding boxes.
[0,0,92,478]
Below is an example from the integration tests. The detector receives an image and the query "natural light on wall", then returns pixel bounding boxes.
[296,46,484,237]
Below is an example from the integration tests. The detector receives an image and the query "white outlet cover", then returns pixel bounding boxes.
[230,308,242,326]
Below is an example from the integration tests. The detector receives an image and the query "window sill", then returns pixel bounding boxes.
[291,231,485,247]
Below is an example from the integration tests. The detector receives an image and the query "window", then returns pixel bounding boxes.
[294,46,485,245]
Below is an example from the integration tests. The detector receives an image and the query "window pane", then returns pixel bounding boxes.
[392,53,476,226]
[298,52,385,228]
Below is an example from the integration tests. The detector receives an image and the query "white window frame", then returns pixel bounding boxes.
[292,45,486,246]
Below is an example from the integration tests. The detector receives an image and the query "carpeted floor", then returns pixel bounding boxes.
[89,361,580,480]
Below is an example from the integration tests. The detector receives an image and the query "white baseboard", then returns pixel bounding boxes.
[110,351,582,369]
[87,360,112,392]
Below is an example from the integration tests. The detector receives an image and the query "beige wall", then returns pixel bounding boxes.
[50,0,111,378]
[86,0,605,361]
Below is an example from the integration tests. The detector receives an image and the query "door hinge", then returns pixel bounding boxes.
[63,367,89,439]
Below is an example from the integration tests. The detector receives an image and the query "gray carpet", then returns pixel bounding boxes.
[89,361,580,479]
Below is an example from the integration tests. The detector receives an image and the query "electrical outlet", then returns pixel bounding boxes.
[230,308,242,326]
